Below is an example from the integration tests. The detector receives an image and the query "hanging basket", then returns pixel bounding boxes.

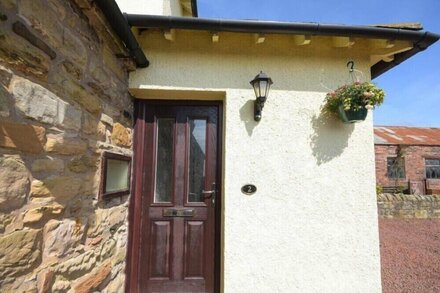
[337,105,368,123]
[324,81,384,124]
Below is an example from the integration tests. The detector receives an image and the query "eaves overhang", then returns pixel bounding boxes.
[126,15,439,78]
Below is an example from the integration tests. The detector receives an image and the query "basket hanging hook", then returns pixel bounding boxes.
[347,60,357,82]
[347,60,354,72]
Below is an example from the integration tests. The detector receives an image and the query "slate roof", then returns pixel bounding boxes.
[374,126,440,146]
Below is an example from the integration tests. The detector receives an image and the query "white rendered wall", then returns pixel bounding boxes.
[130,31,382,292]
[115,0,182,16]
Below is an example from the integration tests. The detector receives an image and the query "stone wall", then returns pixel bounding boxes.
[375,144,440,194]
[377,193,440,219]
[0,0,133,291]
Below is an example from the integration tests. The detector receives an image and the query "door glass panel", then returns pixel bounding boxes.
[154,118,174,203]
[188,119,207,202]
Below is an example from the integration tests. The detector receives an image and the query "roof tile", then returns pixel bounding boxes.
[374,126,440,145]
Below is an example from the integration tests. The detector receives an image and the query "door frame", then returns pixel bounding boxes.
[125,100,223,293]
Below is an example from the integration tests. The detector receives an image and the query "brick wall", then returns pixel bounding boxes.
[0,0,134,291]
[377,193,440,219]
[375,144,440,194]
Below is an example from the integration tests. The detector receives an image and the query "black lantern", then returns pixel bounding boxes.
[250,71,273,121]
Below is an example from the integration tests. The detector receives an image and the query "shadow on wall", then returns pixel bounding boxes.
[0,121,46,154]
[239,99,258,136]
[310,109,354,165]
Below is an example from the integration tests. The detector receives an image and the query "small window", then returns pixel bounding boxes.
[387,157,405,179]
[426,159,440,179]
[100,152,131,199]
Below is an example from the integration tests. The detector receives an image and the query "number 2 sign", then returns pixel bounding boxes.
[241,184,257,195]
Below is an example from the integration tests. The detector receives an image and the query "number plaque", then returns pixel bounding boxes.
[241,184,257,195]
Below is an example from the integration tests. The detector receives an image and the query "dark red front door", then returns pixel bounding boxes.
[128,101,221,293]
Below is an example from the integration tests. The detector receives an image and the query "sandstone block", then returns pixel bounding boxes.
[11,76,82,130]
[415,210,428,219]
[100,238,116,259]
[0,156,30,212]
[112,249,126,266]
[83,112,106,139]
[81,172,99,195]
[83,112,98,134]
[0,214,13,233]
[0,86,10,117]
[59,26,87,67]
[12,20,57,61]
[0,31,50,80]
[103,46,125,81]
[0,0,17,10]
[95,141,133,156]
[0,229,42,280]
[88,206,127,238]
[0,65,13,86]
[61,59,82,81]
[110,262,123,280]
[55,250,96,275]
[90,60,110,87]
[105,273,125,293]
[32,156,64,173]
[43,218,84,260]
[30,179,51,198]
[102,103,122,118]
[50,63,102,115]
[23,203,64,224]
[23,208,44,223]
[45,134,87,155]
[12,75,58,123]
[111,122,132,147]
[72,0,92,9]
[38,269,54,293]
[58,101,82,130]
[1,274,38,292]
[0,121,46,153]
[88,236,103,247]
[74,261,112,293]
[47,0,66,20]
[68,154,97,173]
[100,113,113,126]
[19,0,65,53]
[30,176,82,201]
[52,280,71,292]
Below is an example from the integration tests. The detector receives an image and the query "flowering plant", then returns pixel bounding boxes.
[324,81,385,114]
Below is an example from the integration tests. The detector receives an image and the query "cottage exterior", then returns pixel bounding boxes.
[375,126,440,194]
[0,0,438,292]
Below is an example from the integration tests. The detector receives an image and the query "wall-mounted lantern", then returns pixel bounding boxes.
[250,71,273,121]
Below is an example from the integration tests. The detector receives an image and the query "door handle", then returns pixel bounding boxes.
[202,183,216,207]
[201,190,215,197]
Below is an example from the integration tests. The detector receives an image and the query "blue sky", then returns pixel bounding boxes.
[198,0,440,127]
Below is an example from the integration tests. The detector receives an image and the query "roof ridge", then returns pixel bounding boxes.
[374,125,440,129]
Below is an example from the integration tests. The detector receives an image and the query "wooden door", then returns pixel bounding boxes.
[127,101,222,293]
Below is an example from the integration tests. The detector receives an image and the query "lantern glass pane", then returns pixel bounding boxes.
[252,82,260,98]
[265,81,272,96]
[259,80,268,97]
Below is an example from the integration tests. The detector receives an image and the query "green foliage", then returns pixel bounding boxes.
[376,184,383,195]
[395,185,405,194]
[324,82,385,114]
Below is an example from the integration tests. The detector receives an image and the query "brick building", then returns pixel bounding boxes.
[375,126,440,195]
